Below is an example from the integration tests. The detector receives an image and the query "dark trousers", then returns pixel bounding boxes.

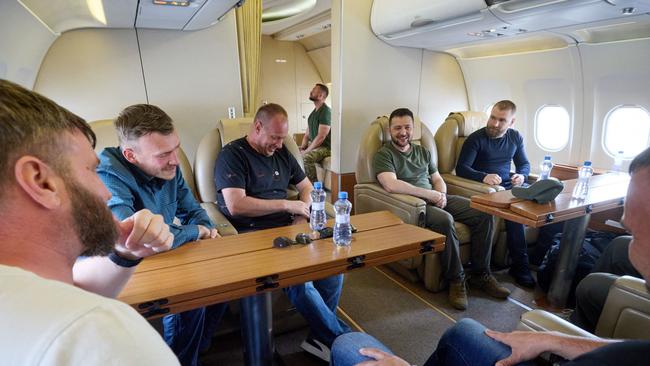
[571,236,641,332]
[425,195,494,280]
[162,303,228,366]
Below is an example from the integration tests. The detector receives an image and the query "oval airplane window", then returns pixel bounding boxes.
[603,105,650,159]
[535,105,570,151]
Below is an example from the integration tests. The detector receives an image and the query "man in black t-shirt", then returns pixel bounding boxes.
[214,103,351,361]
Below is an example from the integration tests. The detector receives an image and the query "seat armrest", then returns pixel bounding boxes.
[200,202,238,236]
[442,174,504,198]
[596,276,650,339]
[528,173,539,184]
[354,183,427,226]
[518,310,597,338]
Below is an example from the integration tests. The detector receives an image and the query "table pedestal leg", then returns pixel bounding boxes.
[240,292,274,366]
[547,214,591,308]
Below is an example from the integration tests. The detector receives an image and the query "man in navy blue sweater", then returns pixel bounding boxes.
[456,100,536,288]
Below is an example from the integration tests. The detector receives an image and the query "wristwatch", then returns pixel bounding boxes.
[108,251,143,268]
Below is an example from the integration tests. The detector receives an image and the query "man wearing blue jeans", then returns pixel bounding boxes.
[331,146,650,366]
[98,104,226,366]
[215,103,351,362]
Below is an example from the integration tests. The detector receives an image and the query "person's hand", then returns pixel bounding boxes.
[435,193,447,209]
[427,190,442,205]
[286,200,310,218]
[114,209,173,259]
[483,174,502,185]
[511,174,525,187]
[485,329,548,366]
[355,348,410,366]
[293,216,308,225]
[198,225,220,239]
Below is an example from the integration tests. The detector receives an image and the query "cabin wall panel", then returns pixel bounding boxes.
[418,51,469,131]
[138,11,242,164]
[34,29,147,123]
[579,38,650,170]
[260,36,323,135]
[458,47,582,172]
[0,1,56,89]
[333,0,422,174]
[33,12,242,164]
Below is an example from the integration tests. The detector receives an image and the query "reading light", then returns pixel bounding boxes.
[622,7,636,15]
[153,0,191,6]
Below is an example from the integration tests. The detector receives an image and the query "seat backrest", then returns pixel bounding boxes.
[194,117,304,203]
[434,111,487,175]
[596,275,650,339]
[88,119,198,200]
[356,115,436,184]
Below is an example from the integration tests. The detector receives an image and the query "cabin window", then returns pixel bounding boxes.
[534,105,571,151]
[603,105,650,159]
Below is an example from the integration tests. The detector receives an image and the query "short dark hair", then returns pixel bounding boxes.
[388,108,414,126]
[0,79,95,199]
[493,100,517,114]
[316,83,329,98]
[254,103,288,125]
[629,147,650,174]
[114,104,174,146]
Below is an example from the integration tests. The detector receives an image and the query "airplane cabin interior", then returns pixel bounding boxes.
[1,0,650,365]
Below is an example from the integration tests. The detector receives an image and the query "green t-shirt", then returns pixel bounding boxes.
[373,143,438,190]
[308,103,331,149]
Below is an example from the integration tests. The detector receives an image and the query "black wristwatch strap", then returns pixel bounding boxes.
[108,251,143,268]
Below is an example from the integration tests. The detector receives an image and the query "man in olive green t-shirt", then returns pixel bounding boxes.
[300,83,331,183]
[373,108,510,311]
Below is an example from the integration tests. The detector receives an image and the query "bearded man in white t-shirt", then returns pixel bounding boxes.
[0,79,179,365]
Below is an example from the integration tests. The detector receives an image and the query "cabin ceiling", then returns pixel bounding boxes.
[17,0,240,34]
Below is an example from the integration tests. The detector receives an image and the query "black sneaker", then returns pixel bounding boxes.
[300,338,330,362]
[508,266,536,289]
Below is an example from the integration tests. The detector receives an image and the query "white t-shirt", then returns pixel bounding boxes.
[0,265,179,365]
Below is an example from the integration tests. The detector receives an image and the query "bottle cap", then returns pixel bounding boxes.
[544,155,551,160]
[584,161,592,166]
[338,191,348,199]
[313,182,322,189]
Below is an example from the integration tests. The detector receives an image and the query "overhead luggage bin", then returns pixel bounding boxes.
[370,0,650,51]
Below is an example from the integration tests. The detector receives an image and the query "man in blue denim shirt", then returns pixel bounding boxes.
[97,104,224,366]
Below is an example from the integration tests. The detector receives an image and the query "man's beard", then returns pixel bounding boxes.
[486,126,501,138]
[309,95,317,102]
[391,135,410,148]
[64,177,118,257]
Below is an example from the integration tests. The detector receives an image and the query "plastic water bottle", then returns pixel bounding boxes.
[309,181,327,231]
[612,150,624,174]
[539,155,553,180]
[333,191,352,246]
[572,161,593,200]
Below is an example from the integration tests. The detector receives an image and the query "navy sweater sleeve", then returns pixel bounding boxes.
[512,132,531,178]
[456,133,487,182]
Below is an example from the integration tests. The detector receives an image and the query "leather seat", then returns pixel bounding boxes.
[88,119,234,234]
[518,276,650,341]
[354,115,473,292]
[434,111,539,267]
[194,117,321,334]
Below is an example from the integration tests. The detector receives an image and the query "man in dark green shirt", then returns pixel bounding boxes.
[373,108,510,311]
[300,83,331,183]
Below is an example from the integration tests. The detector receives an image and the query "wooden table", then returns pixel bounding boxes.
[470,173,629,308]
[119,211,444,365]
